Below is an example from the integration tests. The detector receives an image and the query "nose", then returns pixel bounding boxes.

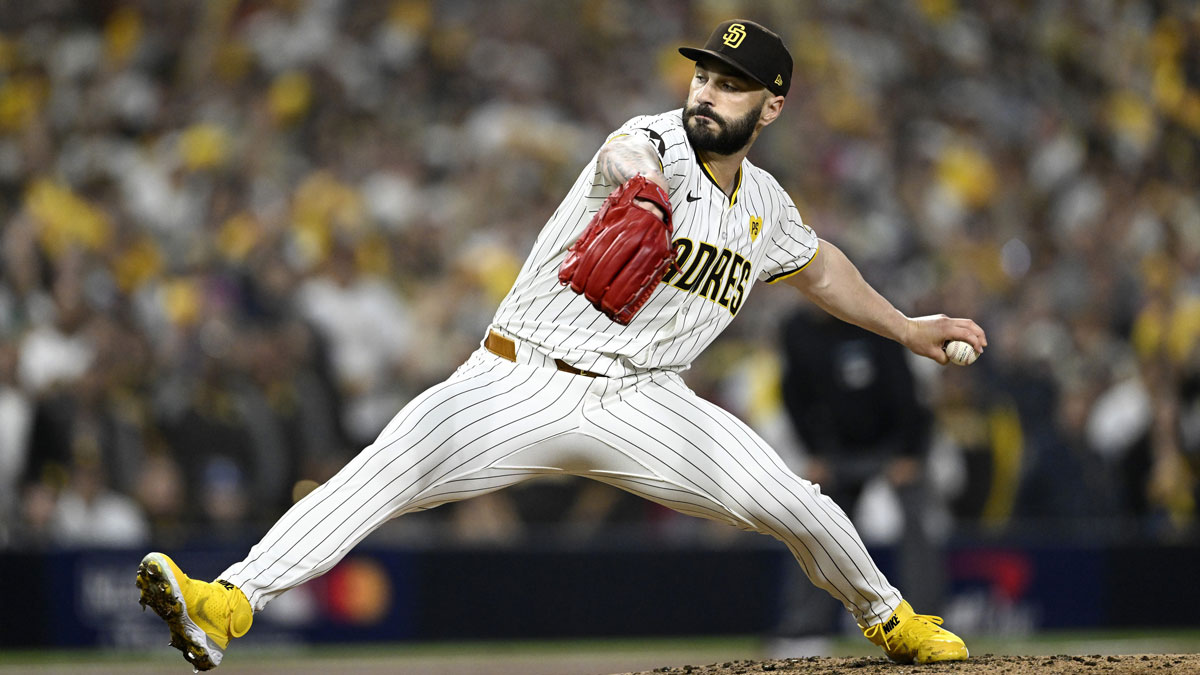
[692,78,715,107]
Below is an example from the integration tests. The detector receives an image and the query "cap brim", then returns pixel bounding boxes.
[678,47,773,92]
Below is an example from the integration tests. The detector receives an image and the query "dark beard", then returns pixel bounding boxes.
[682,104,759,155]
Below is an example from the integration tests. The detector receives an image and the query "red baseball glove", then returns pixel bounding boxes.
[558,175,675,325]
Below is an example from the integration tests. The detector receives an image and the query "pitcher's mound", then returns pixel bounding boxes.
[623,653,1200,674]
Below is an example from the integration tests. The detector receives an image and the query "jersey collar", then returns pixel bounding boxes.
[697,153,743,207]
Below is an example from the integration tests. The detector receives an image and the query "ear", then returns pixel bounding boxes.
[758,94,785,128]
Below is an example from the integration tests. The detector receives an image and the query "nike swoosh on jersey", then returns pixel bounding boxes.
[685,192,701,202]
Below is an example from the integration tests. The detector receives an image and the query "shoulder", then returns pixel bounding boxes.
[739,159,794,211]
[617,109,684,135]
[610,109,688,157]
[740,158,786,195]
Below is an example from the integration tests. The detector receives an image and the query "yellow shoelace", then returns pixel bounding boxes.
[864,613,946,650]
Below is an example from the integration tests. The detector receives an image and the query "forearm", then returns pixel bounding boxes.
[597,136,668,192]
[785,239,988,363]
[787,241,909,343]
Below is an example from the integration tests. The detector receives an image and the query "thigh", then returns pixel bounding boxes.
[242,351,593,559]
[333,350,596,512]
[579,372,819,531]
[579,373,899,624]
[223,351,597,606]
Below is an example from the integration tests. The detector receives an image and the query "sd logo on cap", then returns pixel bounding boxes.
[722,23,747,48]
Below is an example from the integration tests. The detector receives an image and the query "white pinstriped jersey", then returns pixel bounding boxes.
[491,109,819,377]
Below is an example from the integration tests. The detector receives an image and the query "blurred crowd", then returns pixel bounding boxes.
[0,0,1198,551]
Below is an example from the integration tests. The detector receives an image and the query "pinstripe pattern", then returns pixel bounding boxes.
[220,108,902,628]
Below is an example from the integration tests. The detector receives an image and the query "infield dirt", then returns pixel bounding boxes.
[623,653,1200,674]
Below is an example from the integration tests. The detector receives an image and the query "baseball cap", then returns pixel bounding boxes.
[679,20,793,97]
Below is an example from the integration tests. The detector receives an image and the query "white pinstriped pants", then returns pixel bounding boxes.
[221,344,902,626]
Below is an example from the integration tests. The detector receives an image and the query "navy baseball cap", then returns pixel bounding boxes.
[679,20,793,97]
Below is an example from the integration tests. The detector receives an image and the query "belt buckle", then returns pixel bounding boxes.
[554,358,597,378]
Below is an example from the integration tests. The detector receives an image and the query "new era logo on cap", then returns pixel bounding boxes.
[679,19,793,97]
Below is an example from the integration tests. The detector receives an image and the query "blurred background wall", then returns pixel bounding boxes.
[1,0,1198,651]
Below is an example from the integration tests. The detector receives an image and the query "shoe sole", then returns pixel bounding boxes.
[136,553,223,671]
[918,645,970,663]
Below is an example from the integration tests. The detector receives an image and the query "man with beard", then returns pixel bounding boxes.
[137,20,983,670]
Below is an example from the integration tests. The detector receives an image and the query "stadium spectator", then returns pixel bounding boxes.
[0,0,1196,548]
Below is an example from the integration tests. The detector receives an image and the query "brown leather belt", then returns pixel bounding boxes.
[485,331,603,378]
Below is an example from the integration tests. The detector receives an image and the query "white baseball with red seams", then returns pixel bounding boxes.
[944,340,979,366]
[219,109,904,629]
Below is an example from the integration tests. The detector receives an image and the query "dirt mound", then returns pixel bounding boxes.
[623,653,1200,674]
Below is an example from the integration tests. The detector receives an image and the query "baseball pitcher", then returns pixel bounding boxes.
[137,20,985,670]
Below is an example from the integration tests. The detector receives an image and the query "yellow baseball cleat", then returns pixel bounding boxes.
[135,552,253,671]
[862,600,969,664]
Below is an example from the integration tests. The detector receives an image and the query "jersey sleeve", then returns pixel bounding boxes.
[760,191,820,284]
[594,111,692,197]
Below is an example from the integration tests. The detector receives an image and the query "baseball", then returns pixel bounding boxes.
[944,340,978,366]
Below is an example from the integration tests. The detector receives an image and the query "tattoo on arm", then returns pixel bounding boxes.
[597,136,667,188]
